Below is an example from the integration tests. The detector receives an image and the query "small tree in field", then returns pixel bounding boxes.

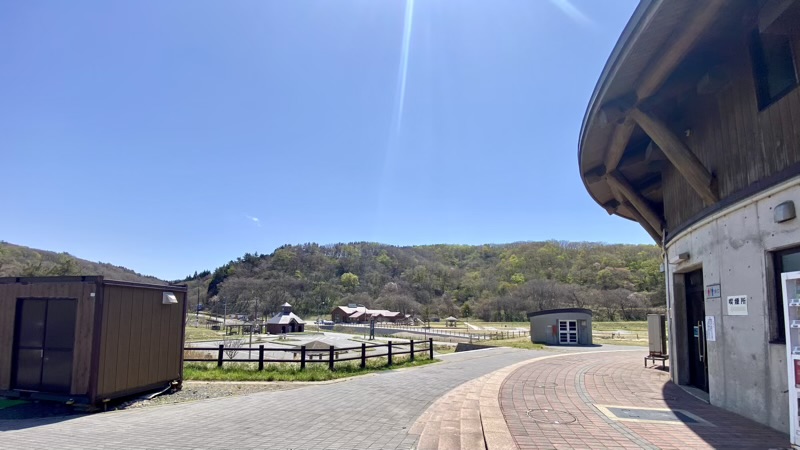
[461,302,472,319]
[223,338,244,359]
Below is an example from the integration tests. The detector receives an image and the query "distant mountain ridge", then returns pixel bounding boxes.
[181,240,665,323]
[0,241,165,284]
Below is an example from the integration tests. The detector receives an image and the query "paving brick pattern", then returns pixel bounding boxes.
[500,351,790,450]
[0,347,546,450]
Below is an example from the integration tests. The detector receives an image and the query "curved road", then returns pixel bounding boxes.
[0,347,548,450]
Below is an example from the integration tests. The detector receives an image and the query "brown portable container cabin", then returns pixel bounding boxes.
[0,276,188,406]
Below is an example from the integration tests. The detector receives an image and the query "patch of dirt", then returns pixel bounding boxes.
[110,382,306,410]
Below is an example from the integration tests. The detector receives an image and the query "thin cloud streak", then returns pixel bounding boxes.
[394,0,415,134]
[245,215,261,227]
[547,0,593,26]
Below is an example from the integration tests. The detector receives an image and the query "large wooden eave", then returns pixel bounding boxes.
[578,0,728,242]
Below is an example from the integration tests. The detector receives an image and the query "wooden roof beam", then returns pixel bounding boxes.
[604,117,637,171]
[606,170,665,235]
[635,0,727,100]
[759,0,799,34]
[583,164,607,184]
[622,201,663,244]
[629,107,718,205]
[601,199,620,215]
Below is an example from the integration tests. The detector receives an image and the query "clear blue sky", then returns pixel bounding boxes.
[1,0,647,281]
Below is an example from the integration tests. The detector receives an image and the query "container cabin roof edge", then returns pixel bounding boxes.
[0,276,188,292]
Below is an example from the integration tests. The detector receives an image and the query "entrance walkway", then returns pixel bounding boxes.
[499,351,789,449]
[0,347,546,450]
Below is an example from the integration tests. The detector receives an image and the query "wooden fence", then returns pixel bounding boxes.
[184,338,434,371]
[327,323,528,341]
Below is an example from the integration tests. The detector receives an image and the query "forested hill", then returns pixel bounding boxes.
[182,241,665,322]
[0,241,164,284]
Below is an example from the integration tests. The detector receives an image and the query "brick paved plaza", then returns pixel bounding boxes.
[499,352,789,450]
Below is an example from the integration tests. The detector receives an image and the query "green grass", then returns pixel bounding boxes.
[0,399,27,410]
[184,355,438,382]
[593,337,649,347]
[592,321,649,346]
[466,320,530,329]
[592,321,648,332]
[433,345,456,354]
[184,325,224,342]
[479,336,545,350]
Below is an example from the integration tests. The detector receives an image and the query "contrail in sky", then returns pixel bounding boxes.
[393,0,415,134]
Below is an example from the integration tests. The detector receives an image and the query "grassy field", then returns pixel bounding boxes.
[184,355,437,382]
[184,325,224,342]
[592,321,648,332]
[479,336,545,350]
[592,321,649,346]
[466,320,529,329]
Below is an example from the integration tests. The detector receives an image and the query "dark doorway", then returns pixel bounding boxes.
[685,270,708,392]
[12,298,77,394]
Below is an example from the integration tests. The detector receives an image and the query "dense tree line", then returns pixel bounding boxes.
[181,241,665,323]
[0,241,164,283]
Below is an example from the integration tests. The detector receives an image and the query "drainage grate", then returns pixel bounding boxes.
[525,409,577,424]
[594,404,712,426]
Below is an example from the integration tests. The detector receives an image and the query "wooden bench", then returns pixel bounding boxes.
[644,353,668,368]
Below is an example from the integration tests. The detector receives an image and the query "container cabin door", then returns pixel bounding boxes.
[12,298,77,394]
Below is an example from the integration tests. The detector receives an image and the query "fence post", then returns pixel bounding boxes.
[387,341,392,366]
[258,345,265,371]
[429,338,434,359]
[361,343,366,369]
[410,340,415,361]
[301,345,306,370]
[217,344,224,367]
[329,346,335,371]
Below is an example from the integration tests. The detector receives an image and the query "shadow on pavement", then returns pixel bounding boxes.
[0,400,86,431]
[659,377,789,448]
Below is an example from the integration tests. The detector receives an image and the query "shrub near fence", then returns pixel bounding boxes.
[184,338,435,371]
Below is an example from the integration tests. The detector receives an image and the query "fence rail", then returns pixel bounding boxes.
[184,338,434,371]
[327,323,528,341]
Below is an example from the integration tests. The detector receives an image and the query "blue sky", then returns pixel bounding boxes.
[1,0,646,280]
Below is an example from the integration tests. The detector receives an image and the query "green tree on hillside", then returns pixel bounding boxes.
[340,272,360,293]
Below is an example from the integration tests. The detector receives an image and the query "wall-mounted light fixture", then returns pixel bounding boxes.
[669,252,690,265]
[162,292,178,305]
[775,200,796,223]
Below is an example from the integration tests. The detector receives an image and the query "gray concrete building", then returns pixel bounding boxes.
[528,308,593,346]
[578,0,800,434]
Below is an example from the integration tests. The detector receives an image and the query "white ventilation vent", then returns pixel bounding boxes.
[162,292,178,305]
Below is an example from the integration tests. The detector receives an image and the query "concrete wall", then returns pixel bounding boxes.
[530,312,592,345]
[665,177,800,433]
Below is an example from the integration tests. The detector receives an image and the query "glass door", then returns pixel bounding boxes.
[13,298,77,394]
[559,320,578,344]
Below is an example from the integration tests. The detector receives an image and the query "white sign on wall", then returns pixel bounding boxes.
[705,315,716,341]
[727,295,748,315]
[706,284,721,299]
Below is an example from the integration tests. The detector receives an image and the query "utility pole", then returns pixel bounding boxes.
[223,296,227,337]
[196,286,200,327]
[248,292,258,359]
